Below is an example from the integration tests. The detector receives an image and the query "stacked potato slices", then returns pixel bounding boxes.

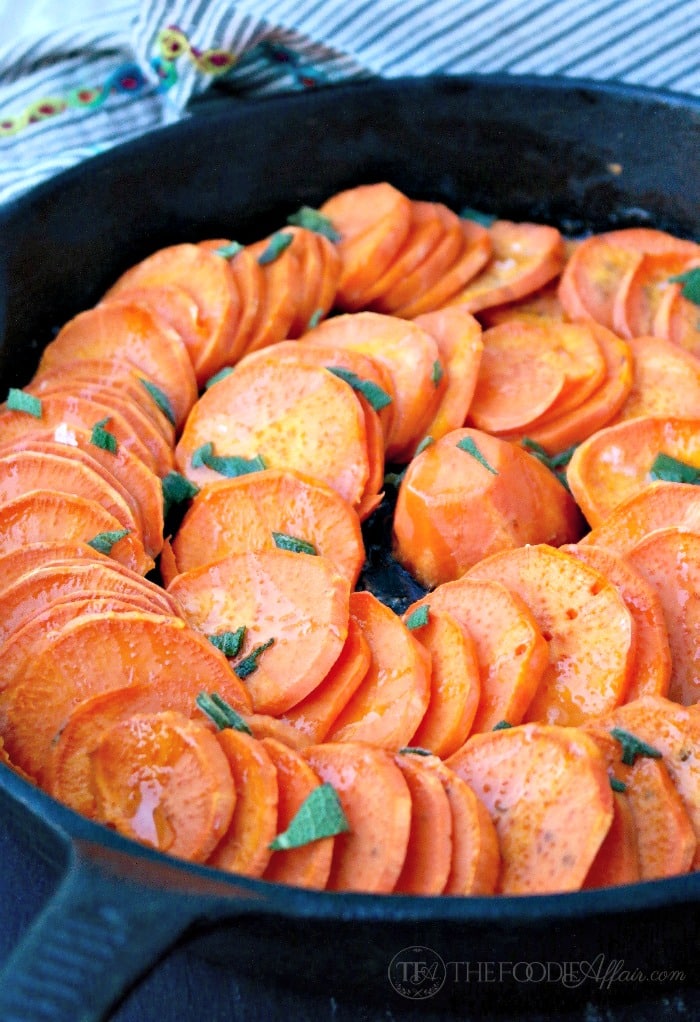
[0,183,699,896]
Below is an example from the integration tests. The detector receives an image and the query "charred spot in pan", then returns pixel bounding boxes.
[357,480,427,614]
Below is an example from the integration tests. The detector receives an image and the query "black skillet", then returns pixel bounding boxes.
[0,74,699,1022]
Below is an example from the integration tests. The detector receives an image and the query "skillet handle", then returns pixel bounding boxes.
[0,843,201,1022]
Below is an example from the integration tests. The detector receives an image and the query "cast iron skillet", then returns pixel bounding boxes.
[0,75,699,1022]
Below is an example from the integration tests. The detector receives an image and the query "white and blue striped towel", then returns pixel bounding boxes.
[1,0,699,205]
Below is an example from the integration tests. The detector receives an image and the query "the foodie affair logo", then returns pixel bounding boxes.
[387,946,685,999]
[388,946,447,999]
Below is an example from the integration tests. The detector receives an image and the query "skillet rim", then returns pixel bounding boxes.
[0,70,699,924]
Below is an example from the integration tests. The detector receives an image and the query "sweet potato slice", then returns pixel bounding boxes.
[319,182,413,311]
[566,416,700,528]
[24,379,175,477]
[405,577,549,733]
[242,713,315,751]
[29,361,176,445]
[419,753,501,895]
[373,203,464,314]
[593,696,700,867]
[653,283,700,359]
[197,240,268,365]
[393,218,493,319]
[170,467,365,587]
[478,278,567,327]
[625,528,700,706]
[0,610,251,783]
[174,358,371,509]
[325,590,431,750]
[101,284,206,379]
[582,720,696,880]
[580,481,700,555]
[0,557,177,645]
[0,490,153,575]
[303,741,412,893]
[0,427,164,560]
[167,549,350,715]
[261,737,334,889]
[447,723,613,894]
[36,299,197,428]
[355,392,385,522]
[558,237,643,328]
[413,307,483,441]
[392,427,581,588]
[393,752,453,895]
[104,242,244,386]
[467,544,635,726]
[0,540,111,589]
[402,608,480,758]
[446,220,565,314]
[612,251,700,339]
[304,311,443,461]
[278,228,330,339]
[0,392,160,475]
[89,709,236,862]
[232,234,298,355]
[614,335,700,422]
[208,728,279,876]
[467,323,568,433]
[240,338,396,447]
[358,199,449,307]
[582,792,640,889]
[0,595,174,705]
[0,451,142,539]
[562,543,671,701]
[558,228,699,329]
[511,324,633,456]
[280,617,371,743]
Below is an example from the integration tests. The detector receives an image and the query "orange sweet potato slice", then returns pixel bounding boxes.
[419,753,500,895]
[89,709,236,862]
[614,335,700,422]
[0,490,153,575]
[325,590,431,750]
[261,737,334,889]
[566,415,700,528]
[303,740,412,893]
[402,608,480,758]
[392,427,582,588]
[447,723,613,894]
[446,219,565,314]
[36,299,197,428]
[413,307,483,441]
[170,467,365,587]
[467,544,635,727]
[393,751,453,895]
[174,357,371,509]
[208,728,279,876]
[319,182,413,311]
[405,577,549,733]
[0,610,251,784]
[561,543,671,701]
[167,548,350,715]
[625,528,700,706]
[280,617,371,744]
[304,310,444,461]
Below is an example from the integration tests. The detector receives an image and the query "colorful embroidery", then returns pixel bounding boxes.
[0,27,322,139]
[151,26,237,87]
[0,63,148,138]
[255,42,328,90]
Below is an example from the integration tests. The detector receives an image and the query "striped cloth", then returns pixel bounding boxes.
[1,0,699,205]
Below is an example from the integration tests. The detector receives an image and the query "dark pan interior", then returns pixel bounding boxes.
[2,73,699,386]
[0,74,699,1018]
